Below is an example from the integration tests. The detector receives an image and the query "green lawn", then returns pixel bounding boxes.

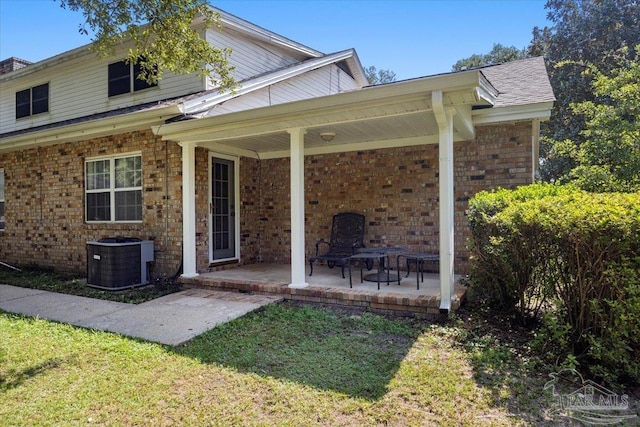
[0,301,574,426]
[0,267,181,304]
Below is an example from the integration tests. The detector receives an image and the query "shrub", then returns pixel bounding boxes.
[467,184,574,322]
[467,184,640,386]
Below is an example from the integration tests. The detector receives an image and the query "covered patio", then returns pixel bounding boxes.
[154,58,552,316]
[180,263,467,317]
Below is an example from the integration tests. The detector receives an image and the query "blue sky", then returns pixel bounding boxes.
[0,0,551,80]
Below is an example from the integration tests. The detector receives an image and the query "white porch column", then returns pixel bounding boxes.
[180,142,199,278]
[433,91,455,312]
[531,119,541,181]
[288,127,308,288]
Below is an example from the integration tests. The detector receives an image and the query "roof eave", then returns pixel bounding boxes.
[210,7,324,58]
[472,101,554,125]
[154,70,497,140]
[0,105,180,154]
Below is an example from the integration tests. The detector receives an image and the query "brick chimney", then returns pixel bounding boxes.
[0,57,32,75]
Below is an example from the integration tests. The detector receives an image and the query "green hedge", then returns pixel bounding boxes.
[467,184,640,386]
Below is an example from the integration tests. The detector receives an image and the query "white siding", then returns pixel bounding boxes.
[0,24,354,135]
[206,64,360,117]
[0,47,204,134]
[206,27,309,88]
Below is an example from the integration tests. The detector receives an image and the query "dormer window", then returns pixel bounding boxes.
[108,59,157,97]
[16,83,49,119]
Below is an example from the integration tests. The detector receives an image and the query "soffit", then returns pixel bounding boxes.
[156,73,495,158]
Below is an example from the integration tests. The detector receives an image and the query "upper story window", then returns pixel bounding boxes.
[85,154,142,222]
[0,169,5,231]
[108,59,157,97]
[16,83,49,119]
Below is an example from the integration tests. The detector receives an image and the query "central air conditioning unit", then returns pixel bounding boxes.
[87,237,154,290]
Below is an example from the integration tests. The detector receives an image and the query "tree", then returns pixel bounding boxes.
[451,43,527,71]
[534,0,640,182]
[562,46,640,192]
[58,0,236,89]
[364,66,397,85]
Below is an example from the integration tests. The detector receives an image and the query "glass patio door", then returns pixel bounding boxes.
[210,156,236,261]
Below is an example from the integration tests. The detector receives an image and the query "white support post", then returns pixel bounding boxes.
[288,128,308,288]
[433,91,455,312]
[180,142,199,278]
[532,119,541,181]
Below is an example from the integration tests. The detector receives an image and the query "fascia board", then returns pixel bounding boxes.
[472,102,554,124]
[180,49,361,115]
[476,73,499,104]
[212,7,323,58]
[343,50,369,87]
[0,105,180,153]
[0,45,93,83]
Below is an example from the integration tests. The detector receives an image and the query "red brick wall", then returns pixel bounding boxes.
[254,122,533,273]
[0,130,184,277]
[0,122,532,276]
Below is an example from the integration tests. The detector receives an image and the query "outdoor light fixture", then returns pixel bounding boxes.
[319,132,336,142]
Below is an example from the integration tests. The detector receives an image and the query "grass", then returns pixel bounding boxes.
[0,265,181,304]
[179,303,421,399]
[4,300,621,427]
[2,268,638,425]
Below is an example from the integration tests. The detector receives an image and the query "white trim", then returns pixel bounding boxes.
[180,50,362,116]
[84,152,143,223]
[532,119,541,181]
[212,7,323,58]
[288,127,308,288]
[258,135,440,159]
[208,152,241,263]
[453,105,474,141]
[181,142,199,278]
[433,91,455,313]
[154,71,496,143]
[84,151,143,162]
[0,105,180,154]
[472,102,553,125]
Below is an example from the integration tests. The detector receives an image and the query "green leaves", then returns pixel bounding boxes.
[363,66,397,85]
[58,0,236,90]
[537,0,640,182]
[451,43,527,72]
[563,46,640,192]
[468,184,640,386]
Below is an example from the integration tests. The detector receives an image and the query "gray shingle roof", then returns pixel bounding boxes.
[480,56,555,107]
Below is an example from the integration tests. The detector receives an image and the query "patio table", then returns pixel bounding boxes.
[357,247,406,284]
[348,253,388,290]
[396,252,440,289]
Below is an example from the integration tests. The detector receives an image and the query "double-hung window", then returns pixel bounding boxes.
[0,169,5,231]
[16,83,49,119]
[85,154,142,222]
[108,59,157,97]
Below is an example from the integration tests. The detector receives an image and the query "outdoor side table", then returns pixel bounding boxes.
[357,247,406,284]
[348,253,387,290]
[396,253,440,289]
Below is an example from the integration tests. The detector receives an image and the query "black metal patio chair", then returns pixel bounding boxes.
[309,212,367,278]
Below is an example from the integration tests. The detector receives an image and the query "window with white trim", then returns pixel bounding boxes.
[85,154,142,222]
[0,169,5,231]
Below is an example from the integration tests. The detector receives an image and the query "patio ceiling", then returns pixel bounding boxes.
[153,71,497,159]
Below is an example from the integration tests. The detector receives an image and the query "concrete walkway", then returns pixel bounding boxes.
[0,285,282,346]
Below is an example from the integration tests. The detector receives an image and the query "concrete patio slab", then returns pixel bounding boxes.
[0,285,282,346]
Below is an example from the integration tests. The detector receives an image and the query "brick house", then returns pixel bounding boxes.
[0,8,554,312]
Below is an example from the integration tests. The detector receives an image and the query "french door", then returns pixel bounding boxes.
[210,155,238,261]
